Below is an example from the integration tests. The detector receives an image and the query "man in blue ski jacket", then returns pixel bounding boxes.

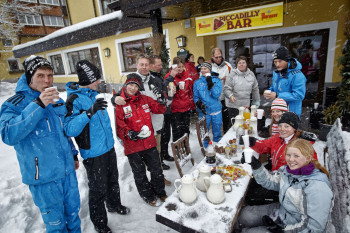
[264,46,306,117]
[0,55,81,232]
[193,62,223,147]
[64,60,129,233]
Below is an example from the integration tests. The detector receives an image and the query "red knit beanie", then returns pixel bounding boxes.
[271,98,288,112]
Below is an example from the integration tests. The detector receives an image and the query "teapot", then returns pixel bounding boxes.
[193,164,212,192]
[232,115,244,131]
[174,174,197,204]
[204,174,225,204]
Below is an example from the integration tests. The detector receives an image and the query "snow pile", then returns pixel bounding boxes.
[326,119,350,233]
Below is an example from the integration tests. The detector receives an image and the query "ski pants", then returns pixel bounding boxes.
[221,100,230,134]
[83,147,121,230]
[127,147,166,203]
[199,112,222,148]
[171,111,190,142]
[29,171,81,233]
[160,114,172,159]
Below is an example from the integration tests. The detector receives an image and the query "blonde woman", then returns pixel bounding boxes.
[237,139,333,233]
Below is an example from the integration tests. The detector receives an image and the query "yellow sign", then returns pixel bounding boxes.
[195,2,283,36]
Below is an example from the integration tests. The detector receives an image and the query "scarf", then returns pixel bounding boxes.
[286,162,315,176]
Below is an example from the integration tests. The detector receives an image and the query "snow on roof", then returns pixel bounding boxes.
[13,10,123,51]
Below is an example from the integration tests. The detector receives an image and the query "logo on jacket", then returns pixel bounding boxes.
[142,104,150,113]
[123,106,132,115]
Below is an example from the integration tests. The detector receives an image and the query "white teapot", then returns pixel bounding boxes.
[232,115,244,131]
[193,164,212,192]
[204,174,225,204]
[174,174,197,204]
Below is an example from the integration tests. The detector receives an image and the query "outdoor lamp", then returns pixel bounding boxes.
[176,35,186,48]
[103,48,111,57]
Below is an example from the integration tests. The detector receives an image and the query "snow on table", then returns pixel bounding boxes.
[156,127,252,233]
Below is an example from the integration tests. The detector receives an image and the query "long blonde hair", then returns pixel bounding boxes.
[285,139,330,180]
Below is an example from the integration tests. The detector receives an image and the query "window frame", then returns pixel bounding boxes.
[20,0,37,3]
[2,39,13,47]
[18,14,43,26]
[39,0,60,6]
[48,53,66,75]
[7,58,22,73]
[43,15,64,27]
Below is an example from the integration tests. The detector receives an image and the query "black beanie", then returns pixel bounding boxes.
[23,55,53,84]
[124,73,143,89]
[279,112,299,129]
[272,46,290,62]
[201,62,212,71]
[76,60,101,86]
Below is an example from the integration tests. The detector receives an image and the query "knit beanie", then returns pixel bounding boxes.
[76,60,101,86]
[272,46,290,62]
[271,98,288,112]
[23,55,53,84]
[279,112,299,129]
[201,62,212,71]
[124,73,143,89]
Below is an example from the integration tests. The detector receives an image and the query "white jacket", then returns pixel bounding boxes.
[211,60,233,100]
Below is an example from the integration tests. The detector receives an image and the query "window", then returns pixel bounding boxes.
[18,15,42,26]
[49,54,65,75]
[43,16,64,27]
[20,0,37,3]
[64,19,70,26]
[39,0,59,5]
[61,0,66,6]
[2,39,13,47]
[7,59,21,72]
[100,0,117,15]
[121,39,151,72]
[67,48,101,74]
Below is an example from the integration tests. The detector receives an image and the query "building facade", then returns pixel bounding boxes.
[10,0,349,106]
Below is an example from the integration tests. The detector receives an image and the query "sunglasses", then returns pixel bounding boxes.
[214,56,222,59]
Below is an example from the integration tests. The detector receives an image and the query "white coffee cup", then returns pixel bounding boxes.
[257,109,264,119]
[95,93,105,100]
[45,86,59,102]
[244,148,254,163]
[242,135,250,149]
[314,102,319,110]
[264,90,271,94]
[172,64,178,69]
[179,81,185,90]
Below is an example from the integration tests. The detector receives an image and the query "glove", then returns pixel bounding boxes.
[86,98,107,118]
[196,100,207,115]
[150,85,162,98]
[251,156,262,170]
[262,216,284,233]
[238,135,257,147]
[206,76,214,90]
[128,130,140,141]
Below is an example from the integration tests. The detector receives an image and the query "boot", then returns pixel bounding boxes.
[95,226,112,233]
[107,205,130,215]
[163,154,175,162]
[161,162,170,170]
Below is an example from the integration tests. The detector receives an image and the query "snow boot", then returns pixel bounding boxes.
[107,205,130,215]
[163,154,175,162]
[95,225,112,233]
[148,198,162,207]
[161,162,170,170]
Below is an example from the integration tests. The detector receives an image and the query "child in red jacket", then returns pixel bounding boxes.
[115,73,167,207]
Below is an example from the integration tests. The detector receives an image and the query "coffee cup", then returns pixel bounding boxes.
[257,109,264,119]
[45,86,59,102]
[243,148,254,164]
[264,90,271,94]
[179,81,185,90]
[172,64,178,69]
[95,93,105,100]
[242,135,250,149]
[314,102,319,110]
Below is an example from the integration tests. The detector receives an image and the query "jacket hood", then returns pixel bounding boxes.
[15,74,40,96]
[120,87,141,102]
[288,57,302,71]
[66,81,97,98]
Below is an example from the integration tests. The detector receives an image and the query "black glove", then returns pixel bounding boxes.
[86,98,107,118]
[251,156,262,170]
[239,135,257,147]
[206,76,214,90]
[240,152,245,164]
[262,216,284,233]
[127,130,140,141]
[196,100,207,115]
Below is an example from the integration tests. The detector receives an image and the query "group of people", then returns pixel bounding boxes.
[0,44,333,233]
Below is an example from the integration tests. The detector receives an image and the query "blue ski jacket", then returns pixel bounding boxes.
[269,58,306,116]
[193,72,222,115]
[64,82,114,160]
[0,74,77,185]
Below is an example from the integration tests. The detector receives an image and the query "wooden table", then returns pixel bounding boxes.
[156,127,252,233]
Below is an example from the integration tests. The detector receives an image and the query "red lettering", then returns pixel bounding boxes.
[243,18,251,27]
[219,16,224,21]
[227,21,235,30]
[235,20,243,28]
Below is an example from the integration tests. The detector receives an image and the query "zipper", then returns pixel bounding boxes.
[58,116,63,127]
[46,118,51,132]
[35,157,39,180]
[272,141,285,169]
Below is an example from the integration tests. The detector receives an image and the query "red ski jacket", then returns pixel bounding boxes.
[185,61,199,82]
[251,133,318,171]
[115,88,166,155]
[164,70,195,112]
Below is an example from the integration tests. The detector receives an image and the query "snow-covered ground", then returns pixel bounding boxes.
[0,82,204,233]
[0,81,344,233]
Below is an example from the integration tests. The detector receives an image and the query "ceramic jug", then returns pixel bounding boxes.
[174,174,197,204]
[232,115,244,131]
[204,174,225,204]
[250,117,258,136]
[238,106,245,117]
[250,105,257,118]
[193,164,212,192]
